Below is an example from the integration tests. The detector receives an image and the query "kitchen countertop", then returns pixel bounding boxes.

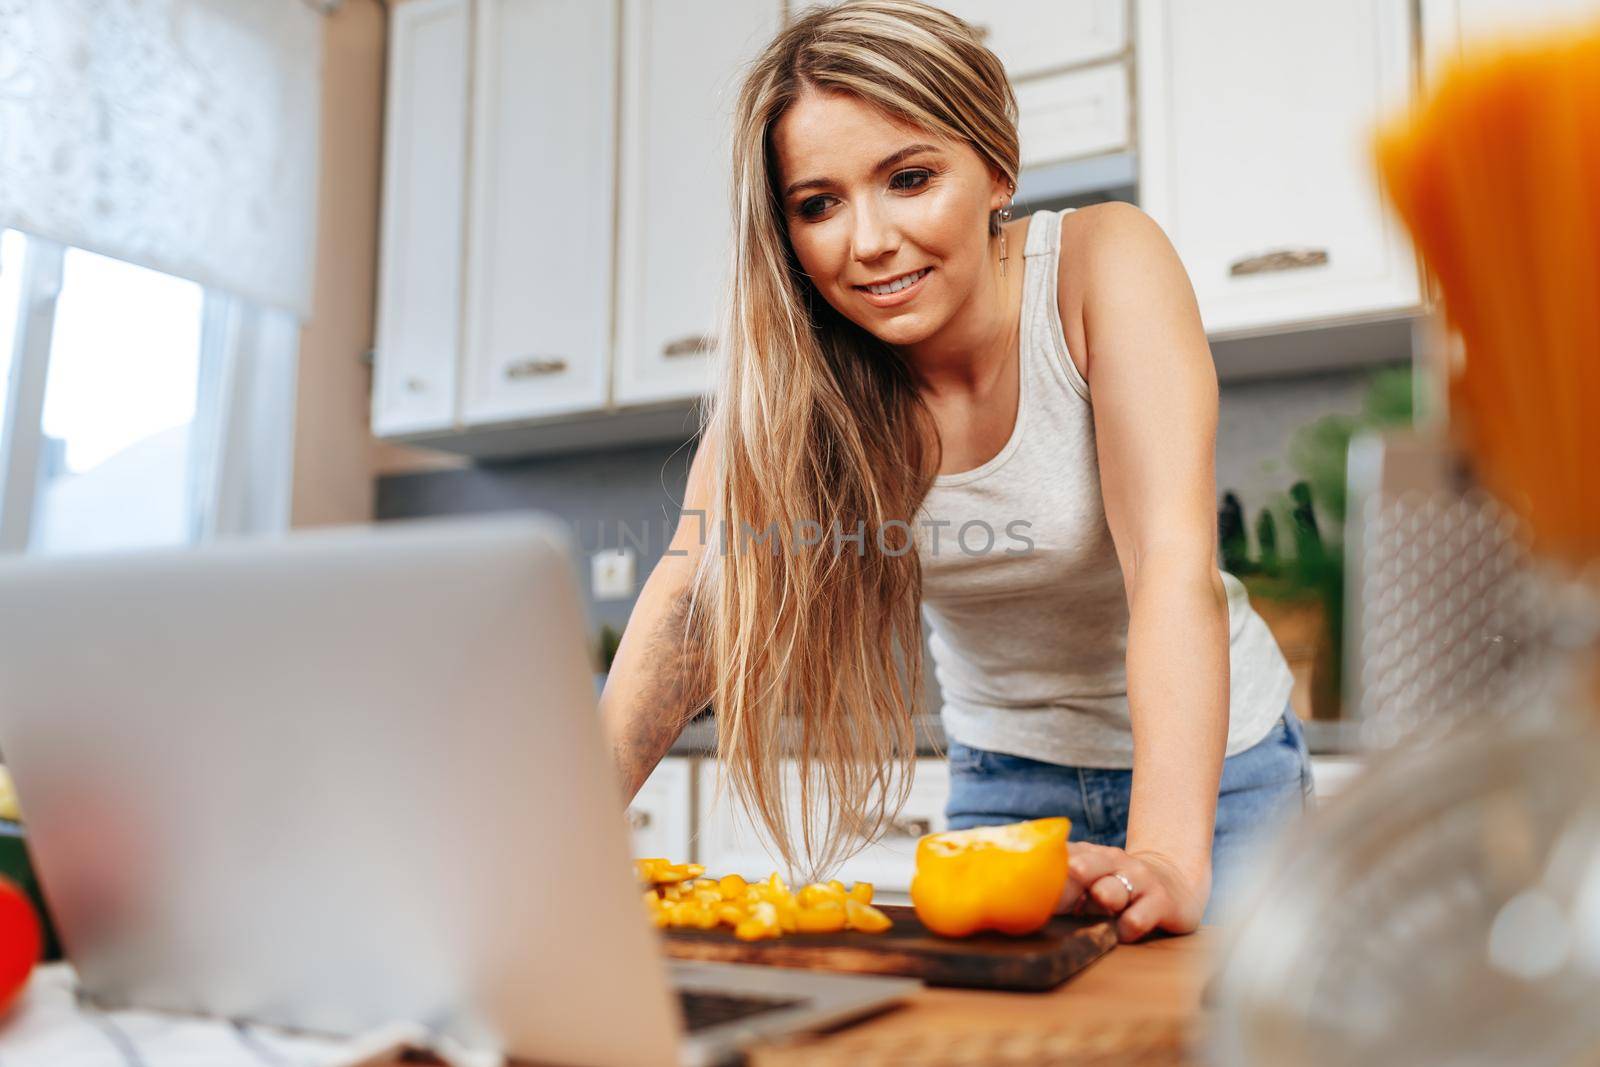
[375,928,1217,1065]
[669,714,1364,758]
[745,928,1217,1065]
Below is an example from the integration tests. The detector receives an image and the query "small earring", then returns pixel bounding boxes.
[997,197,1014,276]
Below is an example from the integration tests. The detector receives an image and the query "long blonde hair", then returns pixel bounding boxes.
[692,0,1020,880]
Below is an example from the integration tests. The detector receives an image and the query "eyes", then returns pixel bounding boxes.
[795,168,934,221]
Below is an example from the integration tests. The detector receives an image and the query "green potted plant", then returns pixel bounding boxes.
[1225,366,1414,719]
[595,623,622,696]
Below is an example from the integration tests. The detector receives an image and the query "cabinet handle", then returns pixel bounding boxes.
[1228,247,1330,277]
[884,816,932,840]
[405,377,427,393]
[626,807,652,831]
[504,356,568,379]
[662,334,715,359]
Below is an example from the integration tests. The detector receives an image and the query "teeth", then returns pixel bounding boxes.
[866,268,928,296]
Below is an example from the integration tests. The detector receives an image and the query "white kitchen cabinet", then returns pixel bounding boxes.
[1310,755,1365,801]
[1136,0,1425,338]
[459,0,616,424]
[934,0,1127,79]
[628,756,694,861]
[1015,61,1131,169]
[371,0,469,437]
[695,759,949,899]
[932,2,1132,174]
[612,0,783,407]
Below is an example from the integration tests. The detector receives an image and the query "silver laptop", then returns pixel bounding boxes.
[0,514,913,1067]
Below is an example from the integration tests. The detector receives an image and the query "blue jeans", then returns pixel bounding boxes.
[944,706,1314,923]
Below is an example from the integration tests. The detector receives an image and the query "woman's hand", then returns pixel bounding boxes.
[1056,842,1209,942]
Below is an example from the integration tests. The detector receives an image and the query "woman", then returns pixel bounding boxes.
[602,0,1311,941]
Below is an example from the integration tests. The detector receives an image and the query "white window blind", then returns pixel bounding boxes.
[0,0,323,319]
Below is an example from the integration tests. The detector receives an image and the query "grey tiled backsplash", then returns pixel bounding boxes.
[376,364,1403,661]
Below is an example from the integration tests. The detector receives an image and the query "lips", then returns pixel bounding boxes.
[853,267,933,307]
[856,267,931,295]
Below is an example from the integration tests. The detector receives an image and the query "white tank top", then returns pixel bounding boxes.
[913,209,1293,768]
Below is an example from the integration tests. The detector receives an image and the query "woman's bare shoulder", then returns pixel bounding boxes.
[1057,201,1162,294]
[1052,204,1125,382]
[1056,202,1182,382]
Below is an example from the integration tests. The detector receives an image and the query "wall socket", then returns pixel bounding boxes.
[590,547,637,601]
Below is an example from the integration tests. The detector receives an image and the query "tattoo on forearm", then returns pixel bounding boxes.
[612,590,711,798]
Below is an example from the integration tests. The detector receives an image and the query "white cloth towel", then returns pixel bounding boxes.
[0,965,502,1067]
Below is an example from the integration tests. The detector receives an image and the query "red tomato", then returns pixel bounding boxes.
[0,877,40,1017]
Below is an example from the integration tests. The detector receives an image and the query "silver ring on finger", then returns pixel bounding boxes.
[1111,872,1136,898]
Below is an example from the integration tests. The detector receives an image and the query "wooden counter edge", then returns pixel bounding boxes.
[374,927,1219,1066]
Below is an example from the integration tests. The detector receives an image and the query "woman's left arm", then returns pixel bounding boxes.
[1058,203,1229,940]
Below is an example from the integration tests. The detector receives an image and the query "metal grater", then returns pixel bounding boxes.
[1208,430,1600,1066]
[1344,431,1564,748]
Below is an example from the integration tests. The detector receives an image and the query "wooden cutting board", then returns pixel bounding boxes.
[662,904,1117,991]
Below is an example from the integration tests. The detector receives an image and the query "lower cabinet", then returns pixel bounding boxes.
[627,756,694,861]
[636,752,1361,902]
[693,759,951,904]
[1309,755,1365,801]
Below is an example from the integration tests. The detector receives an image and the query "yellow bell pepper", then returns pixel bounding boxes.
[909,817,1070,937]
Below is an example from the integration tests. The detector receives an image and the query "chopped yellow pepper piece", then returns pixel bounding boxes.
[796,900,847,933]
[798,882,844,908]
[635,858,706,885]
[735,901,782,941]
[845,898,892,933]
[636,858,895,939]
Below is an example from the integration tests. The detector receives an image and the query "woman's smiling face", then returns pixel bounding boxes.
[771,88,1010,349]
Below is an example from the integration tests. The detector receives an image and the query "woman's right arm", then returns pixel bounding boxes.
[599,435,719,802]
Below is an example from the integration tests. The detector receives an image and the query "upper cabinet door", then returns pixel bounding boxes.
[611,0,783,408]
[372,0,469,437]
[934,0,1127,79]
[460,0,616,425]
[1137,0,1424,338]
[1015,60,1131,169]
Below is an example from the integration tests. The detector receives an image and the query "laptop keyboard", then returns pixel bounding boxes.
[678,989,806,1033]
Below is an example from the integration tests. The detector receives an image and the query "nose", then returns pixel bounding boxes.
[850,199,899,266]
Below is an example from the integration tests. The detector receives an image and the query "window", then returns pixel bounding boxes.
[0,231,23,439]
[32,247,207,555]
[0,230,267,556]
[0,1,316,557]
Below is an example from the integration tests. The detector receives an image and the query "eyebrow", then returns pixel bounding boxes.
[781,143,944,200]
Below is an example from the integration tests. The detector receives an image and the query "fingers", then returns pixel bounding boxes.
[1066,844,1123,888]
[1056,842,1111,913]
[1089,873,1133,914]
[1117,892,1163,942]
[1067,845,1137,917]
[1061,845,1206,941]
